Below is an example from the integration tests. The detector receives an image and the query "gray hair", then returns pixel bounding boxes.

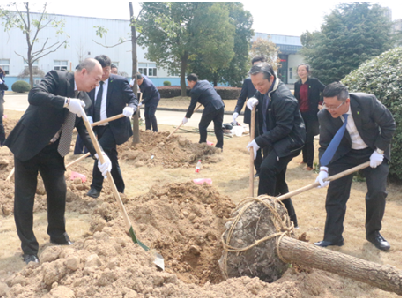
[76,58,99,73]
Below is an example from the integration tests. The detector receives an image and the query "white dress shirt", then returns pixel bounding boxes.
[341,106,367,150]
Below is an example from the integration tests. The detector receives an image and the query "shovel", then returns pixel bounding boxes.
[80,111,165,270]
[249,106,256,197]
[167,103,203,139]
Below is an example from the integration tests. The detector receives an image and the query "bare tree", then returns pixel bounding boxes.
[0,2,68,86]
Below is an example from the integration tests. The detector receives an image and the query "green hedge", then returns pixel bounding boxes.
[11,80,31,93]
[163,80,171,86]
[342,48,402,180]
[157,86,241,100]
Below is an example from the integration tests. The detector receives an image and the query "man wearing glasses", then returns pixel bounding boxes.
[314,82,396,251]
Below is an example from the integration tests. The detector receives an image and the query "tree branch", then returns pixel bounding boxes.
[92,39,130,48]
[32,41,67,63]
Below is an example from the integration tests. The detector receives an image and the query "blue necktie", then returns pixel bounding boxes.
[320,114,348,166]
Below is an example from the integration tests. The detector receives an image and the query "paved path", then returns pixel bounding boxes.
[2,94,245,128]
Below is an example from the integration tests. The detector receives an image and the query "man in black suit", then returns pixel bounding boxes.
[233,56,266,176]
[182,73,225,150]
[4,58,112,264]
[86,55,137,199]
[247,63,306,229]
[136,73,160,132]
[314,82,396,251]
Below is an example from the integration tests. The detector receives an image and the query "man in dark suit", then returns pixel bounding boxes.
[314,82,396,251]
[182,73,225,150]
[136,73,160,132]
[233,56,266,176]
[247,63,306,229]
[4,58,112,264]
[86,55,137,199]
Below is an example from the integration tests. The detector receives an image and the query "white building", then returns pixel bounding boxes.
[0,12,181,87]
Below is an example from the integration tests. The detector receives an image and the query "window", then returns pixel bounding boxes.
[138,63,157,77]
[0,59,10,75]
[289,67,292,79]
[54,60,68,71]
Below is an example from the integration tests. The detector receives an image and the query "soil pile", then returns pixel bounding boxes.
[118,130,222,169]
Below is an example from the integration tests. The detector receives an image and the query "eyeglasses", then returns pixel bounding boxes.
[322,101,345,110]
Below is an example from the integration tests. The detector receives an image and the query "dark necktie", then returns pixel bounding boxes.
[57,91,79,156]
[93,81,104,123]
[320,114,349,166]
[262,94,269,134]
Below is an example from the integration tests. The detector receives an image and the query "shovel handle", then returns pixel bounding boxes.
[249,107,256,197]
[65,152,91,169]
[167,103,203,139]
[91,114,125,127]
[81,114,132,233]
[277,161,370,201]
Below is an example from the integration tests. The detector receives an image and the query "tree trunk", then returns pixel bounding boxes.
[180,51,188,97]
[279,236,402,296]
[129,2,140,145]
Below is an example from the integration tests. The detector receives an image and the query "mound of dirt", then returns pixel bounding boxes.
[118,130,222,169]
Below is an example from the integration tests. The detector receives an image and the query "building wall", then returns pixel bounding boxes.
[0,12,181,87]
[287,55,304,84]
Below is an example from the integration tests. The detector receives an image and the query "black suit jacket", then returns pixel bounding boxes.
[318,93,396,165]
[294,77,325,115]
[5,71,96,161]
[234,78,256,125]
[139,77,160,106]
[88,74,137,145]
[185,80,225,118]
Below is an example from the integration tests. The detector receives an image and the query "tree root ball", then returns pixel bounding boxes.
[219,196,295,283]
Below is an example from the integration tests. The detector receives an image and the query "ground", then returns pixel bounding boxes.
[0,100,402,298]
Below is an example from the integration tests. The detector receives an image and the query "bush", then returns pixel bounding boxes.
[342,47,402,180]
[163,80,171,86]
[157,85,241,100]
[11,80,31,93]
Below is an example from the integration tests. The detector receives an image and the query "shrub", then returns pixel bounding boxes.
[342,47,402,180]
[163,80,171,86]
[157,85,241,100]
[11,80,31,93]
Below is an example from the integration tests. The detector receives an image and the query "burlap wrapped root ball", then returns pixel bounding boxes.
[219,195,295,282]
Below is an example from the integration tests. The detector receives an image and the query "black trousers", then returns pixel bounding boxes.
[301,112,318,168]
[74,134,89,154]
[258,147,296,218]
[249,124,262,174]
[144,105,158,132]
[91,125,124,193]
[199,107,224,149]
[14,142,67,256]
[323,148,389,243]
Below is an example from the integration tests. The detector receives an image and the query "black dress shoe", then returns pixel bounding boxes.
[289,214,299,229]
[23,254,39,264]
[367,231,390,251]
[314,239,344,247]
[50,232,73,245]
[86,188,100,199]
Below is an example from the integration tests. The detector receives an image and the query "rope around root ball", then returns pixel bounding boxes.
[220,195,294,279]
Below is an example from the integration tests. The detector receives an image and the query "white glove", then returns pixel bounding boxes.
[370,151,384,168]
[122,107,134,117]
[247,97,259,110]
[182,117,188,124]
[315,167,329,188]
[87,116,93,124]
[68,99,85,117]
[0,79,2,84]
[233,112,239,124]
[138,102,143,108]
[95,152,112,177]
[247,139,260,160]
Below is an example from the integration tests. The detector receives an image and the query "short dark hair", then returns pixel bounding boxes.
[251,56,266,65]
[187,73,198,82]
[94,55,112,68]
[135,72,143,80]
[322,82,349,101]
[248,63,276,81]
[111,63,117,69]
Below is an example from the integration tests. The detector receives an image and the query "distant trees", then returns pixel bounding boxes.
[0,2,68,87]
[248,37,279,70]
[137,2,253,93]
[300,3,393,84]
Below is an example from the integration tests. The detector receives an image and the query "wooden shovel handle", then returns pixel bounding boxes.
[81,114,132,233]
[277,161,370,201]
[166,103,203,139]
[91,114,125,127]
[249,107,256,197]
[65,152,91,169]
